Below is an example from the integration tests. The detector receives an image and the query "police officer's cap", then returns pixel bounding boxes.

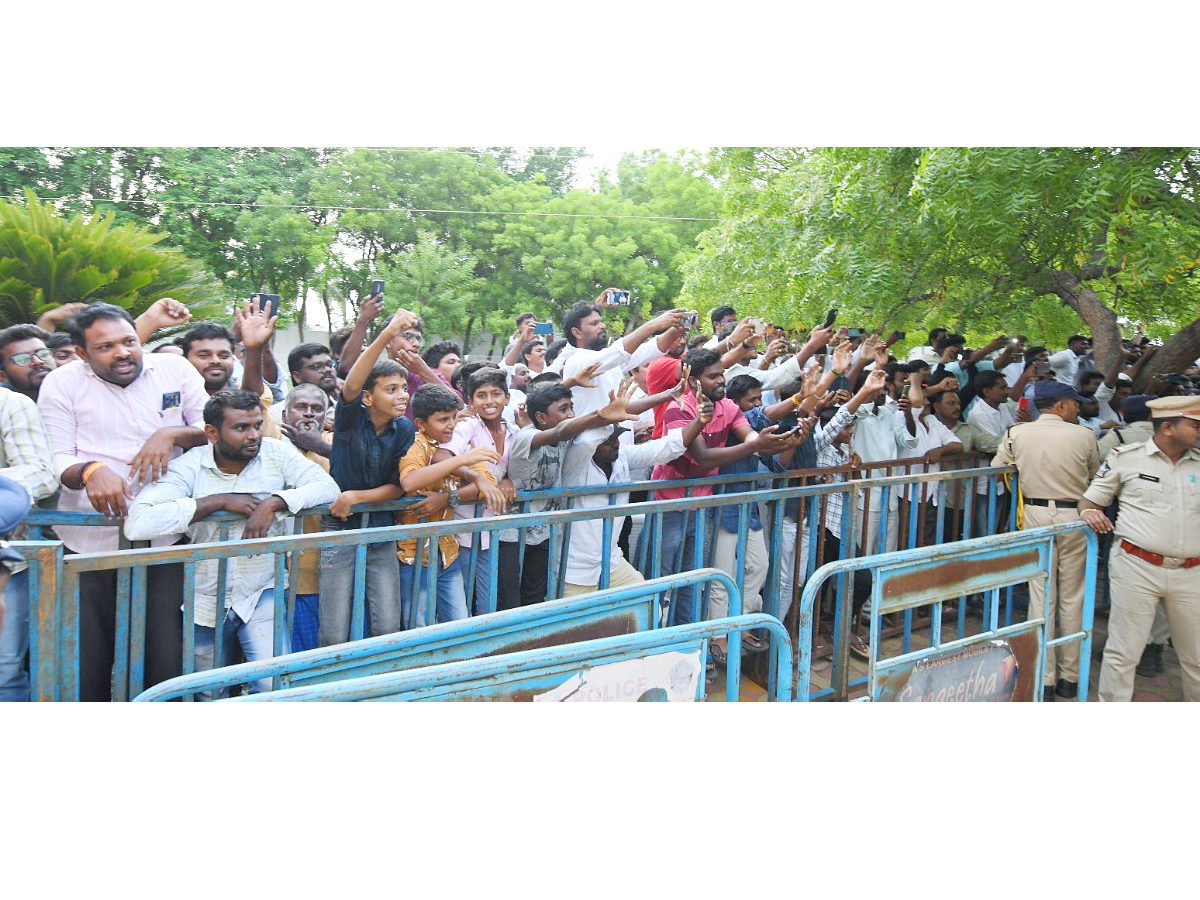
[1032,381,1086,403]
[0,475,32,536]
[1120,394,1155,420]
[1146,395,1200,421]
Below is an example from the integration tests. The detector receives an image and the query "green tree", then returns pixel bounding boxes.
[684,147,1200,386]
[374,230,486,344]
[0,191,224,328]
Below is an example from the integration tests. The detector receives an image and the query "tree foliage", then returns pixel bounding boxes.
[684,147,1200,382]
[0,191,225,328]
[1,147,721,344]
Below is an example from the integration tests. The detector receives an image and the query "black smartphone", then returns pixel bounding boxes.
[895,331,906,340]
[370,279,385,297]
[845,327,865,339]
[823,308,838,329]
[251,293,281,320]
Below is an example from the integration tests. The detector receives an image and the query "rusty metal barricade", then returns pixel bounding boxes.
[132,569,741,701]
[796,522,1099,701]
[223,615,792,702]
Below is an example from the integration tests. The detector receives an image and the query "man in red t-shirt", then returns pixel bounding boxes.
[643,347,793,627]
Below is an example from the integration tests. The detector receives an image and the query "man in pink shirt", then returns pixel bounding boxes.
[646,347,793,627]
[38,302,208,700]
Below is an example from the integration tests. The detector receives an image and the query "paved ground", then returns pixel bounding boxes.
[707,602,1186,702]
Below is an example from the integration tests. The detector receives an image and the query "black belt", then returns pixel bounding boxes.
[1023,497,1076,507]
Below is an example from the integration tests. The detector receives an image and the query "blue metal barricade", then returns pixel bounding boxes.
[225,614,792,702]
[796,522,1099,701]
[133,569,740,701]
[20,458,1016,702]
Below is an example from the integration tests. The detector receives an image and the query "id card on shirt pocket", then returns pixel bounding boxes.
[162,392,181,411]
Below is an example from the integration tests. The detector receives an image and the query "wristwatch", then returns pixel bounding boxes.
[447,487,461,508]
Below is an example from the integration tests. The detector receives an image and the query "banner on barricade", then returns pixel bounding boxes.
[533,648,703,702]
[873,625,1041,702]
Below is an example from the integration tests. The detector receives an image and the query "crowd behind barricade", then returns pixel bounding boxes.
[0,288,1197,702]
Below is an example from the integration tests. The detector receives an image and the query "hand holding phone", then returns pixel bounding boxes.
[250,293,282,321]
[534,322,554,335]
[823,308,838,330]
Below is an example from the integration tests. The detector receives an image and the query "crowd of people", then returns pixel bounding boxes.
[0,288,1196,702]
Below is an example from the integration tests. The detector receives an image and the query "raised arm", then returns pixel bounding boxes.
[336,292,385,377]
[344,307,417,401]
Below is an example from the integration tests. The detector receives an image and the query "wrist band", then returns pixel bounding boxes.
[80,461,106,484]
[832,369,846,377]
[792,394,804,407]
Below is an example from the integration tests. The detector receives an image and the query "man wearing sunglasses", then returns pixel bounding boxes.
[0,325,58,403]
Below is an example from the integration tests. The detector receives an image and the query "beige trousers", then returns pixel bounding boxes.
[563,554,645,597]
[707,527,768,620]
[1098,547,1200,702]
[1023,503,1088,686]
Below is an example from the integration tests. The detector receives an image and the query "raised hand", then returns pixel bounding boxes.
[381,307,419,340]
[237,296,278,350]
[598,376,641,423]
[356,292,386,327]
[671,364,692,403]
[831,340,854,374]
[564,360,603,390]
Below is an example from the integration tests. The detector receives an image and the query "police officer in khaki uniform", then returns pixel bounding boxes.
[1078,394,1200,702]
[993,380,1100,701]
[1095,395,1170,674]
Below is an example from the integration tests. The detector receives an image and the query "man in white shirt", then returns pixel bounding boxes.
[965,370,1016,438]
[560,404,708,596]
[906,327,948,368]
[125,389,339,698]
[1048,335,1092,386]
[556,297,688,428]
[851,364,919,556]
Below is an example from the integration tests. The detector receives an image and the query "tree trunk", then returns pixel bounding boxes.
[1041,270,1121,371]
[321,287,335,336]
[463,315,475,356]
[1131,316,1200,392]
[296,278,307,342]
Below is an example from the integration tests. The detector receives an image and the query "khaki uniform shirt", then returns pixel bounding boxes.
[1082,440,1200,559]
[991,413,1099,500]
[1097,420,1154,461]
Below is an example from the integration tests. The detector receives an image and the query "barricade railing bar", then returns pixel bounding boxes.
[226,614,792,702]
[796,522,1098,701]
[16,456,1017,702]
[133,569,740,701]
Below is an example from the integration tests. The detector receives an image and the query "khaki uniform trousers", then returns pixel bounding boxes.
[563,554,645,597]
[1023,503,1088,686]
[1098,547,1200,702]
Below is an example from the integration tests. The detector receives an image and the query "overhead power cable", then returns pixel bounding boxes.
[30,195,720,222]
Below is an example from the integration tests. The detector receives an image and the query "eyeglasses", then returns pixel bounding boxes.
[3,348,54,367]
[399,331,424,344]
[301,360,334,373]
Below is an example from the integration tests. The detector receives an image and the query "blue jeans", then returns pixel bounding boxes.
[194,589,288,700]
[0,568,30,702]
[292,593,320,653]
[317,537,402,647]
[460,544,496,616]
[401,552,468,628]
[653,509,704,627]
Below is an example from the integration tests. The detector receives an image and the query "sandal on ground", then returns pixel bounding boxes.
[848,633,871,661]
[709,638,729,666]
[740,631,769,653]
